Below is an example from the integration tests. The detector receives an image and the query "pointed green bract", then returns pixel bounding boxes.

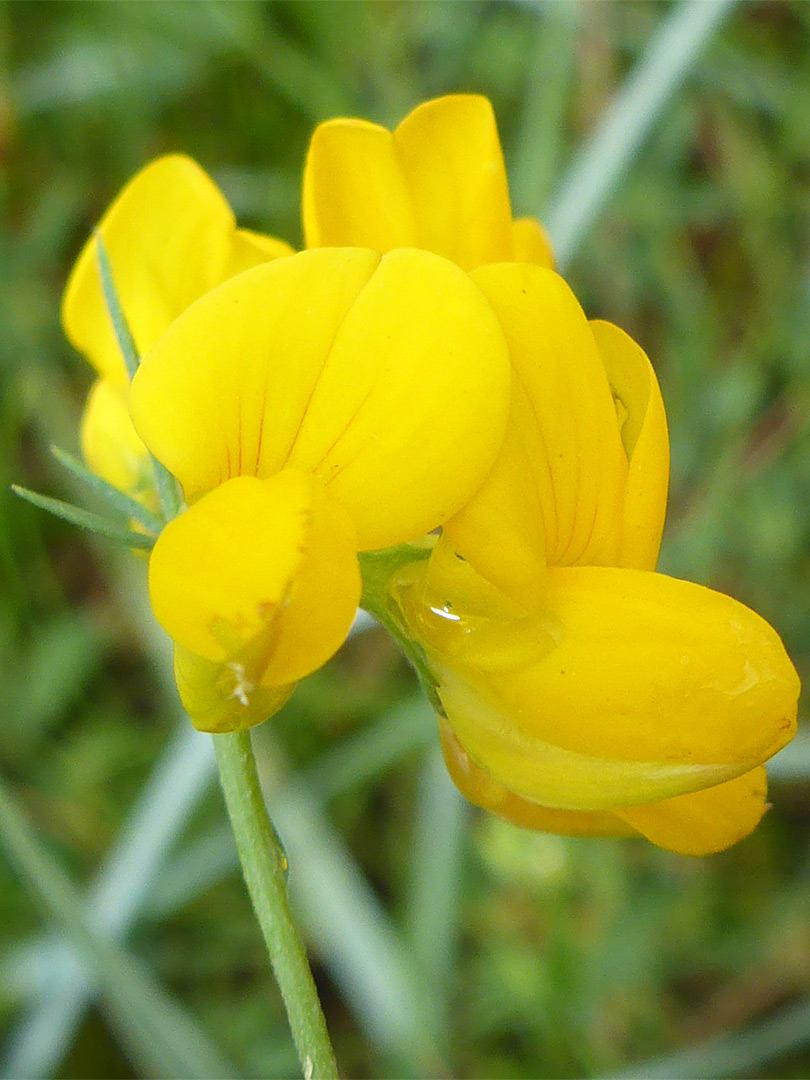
[11,485,154,550]
[51,444,163,535]
[94,231,140,382]
[94,234,182,522]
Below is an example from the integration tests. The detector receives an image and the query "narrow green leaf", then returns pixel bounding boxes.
[94,231,140,381]
[4,614,106,755]
[10,485,154,550]
[51,445,163,535]
[0,771,238,1079]
[87,243,183,522]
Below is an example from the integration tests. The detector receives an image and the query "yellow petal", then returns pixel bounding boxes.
[442,384,549,607]
[396,538,553,671]
[225,228,295,277]
[148,470,361,693]
[130,247,511,551]
[303,119,416,250]
[443,714,768,852]
[439,720,633,837]
[173,645,295,734]
[63,155,287,389]
[615,767,770,855]
[399,561,798,811]
[288,248,511,548]
[511,217,555,269]
[132,248,380,500]
[80,379,153,500]
[591,319,669,570]
[446,264,627,601]
[393,95,513,270]
[303,96,514,270]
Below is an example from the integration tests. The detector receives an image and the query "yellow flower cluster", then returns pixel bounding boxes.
[63,96,799,854]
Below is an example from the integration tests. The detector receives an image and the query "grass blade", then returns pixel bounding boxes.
[267,774,441,1075]
[304,694,434,802]
[509,3,579,216]
[146,695,434,919]
[404,747,468,1051]
[2,614,382,1067]
[0,743,234,1080]
[143,821,237,920]
[607,997,810,1079]
[766,730,810,783]
[546,0,737,268]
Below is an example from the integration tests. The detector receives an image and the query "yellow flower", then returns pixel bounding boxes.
[390,263,799,856]
[128,247,512,731]
[60,93,800,851]
[300,94,798,852]
[63,154,292,500]
[303,94,554,272]
[61,143,513,734]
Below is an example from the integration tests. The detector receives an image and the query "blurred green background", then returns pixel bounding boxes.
[1,1,810,1077]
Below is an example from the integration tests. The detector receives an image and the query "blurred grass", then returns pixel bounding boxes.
[1,1,810,1078]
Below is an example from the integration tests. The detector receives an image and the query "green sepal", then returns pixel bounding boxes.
[51,445,163,536]
[11,485,154,550]
[359,541,445,716]
[358,541,433,601]
[94,231,140,382]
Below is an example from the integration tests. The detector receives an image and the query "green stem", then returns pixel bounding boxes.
[212,730,339,1080]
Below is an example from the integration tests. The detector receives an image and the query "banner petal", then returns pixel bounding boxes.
[131,247,511,550]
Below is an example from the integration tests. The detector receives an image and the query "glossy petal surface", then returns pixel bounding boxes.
[443,715,768,853]
[439,721,633,837]
[130,247,511,550]
[393,95,513,269]
[400,561,798,811]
